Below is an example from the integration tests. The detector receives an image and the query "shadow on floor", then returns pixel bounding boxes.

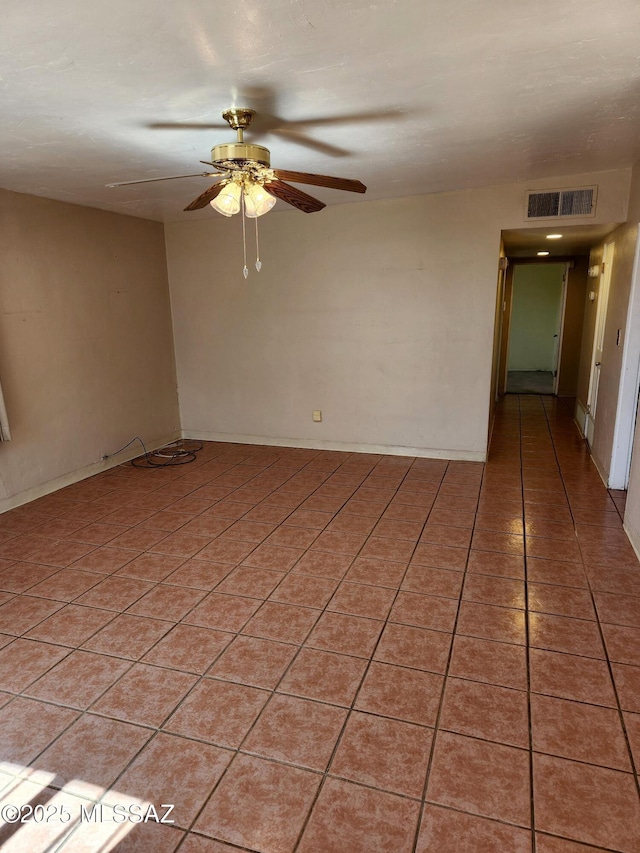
[507,370,554,394]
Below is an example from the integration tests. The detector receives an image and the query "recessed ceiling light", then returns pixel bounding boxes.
[546,234,563,239]
[537,251,550,256]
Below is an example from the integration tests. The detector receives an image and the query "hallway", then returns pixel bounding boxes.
[0,396,639,851]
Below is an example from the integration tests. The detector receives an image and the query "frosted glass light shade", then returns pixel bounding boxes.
[210,181,242,216]
[244,182,277,217]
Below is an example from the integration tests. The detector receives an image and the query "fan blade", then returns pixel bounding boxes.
[106,172,215,188]
[184,182,226,212]
[147,122,228,130]
[273,170,366,194]
[270,128,349,158]
[264,180,325,214]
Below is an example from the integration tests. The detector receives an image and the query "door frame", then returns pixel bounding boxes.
[585,240,614,447]
[499,259,569,395]
[609,231,640,488]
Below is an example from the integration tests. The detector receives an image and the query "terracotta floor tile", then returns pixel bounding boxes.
[297,776,420,853]
[427,508,475,528]
[115,551,186,582]
[214,566,285,599]
[127,583,205,621]
[115,732,232,828]
[427,730,530,826]
[528,582,596,620]
[25,649,131,709]
[449,634,528,689]
[412,542,468,570]
[472,530,525,555]
[0,696,79,764]
[416,804,532,853]
[402,565,464,599]
[0,561,58,592]
[91,662,197,726]
[82,613,172,659]
[594,591,640,628]
[278,647,367,706]
[527,557,588,588]
[440,677,529,748]
[602,622,640,665]
[25,568,104,602]
[462,573,525,609]
[612,662,640,712]
[269,573,338,608]
[311,530,368,555]
[355,661,443,725]
[421,523,472,548]
[374,622,451,673]
[194,753,321,853]
[344,555,407,588]
[457,600,526,644]
[466,549,525,579]
[291,550,353,579]
[534,835,606,853]
[108,526,167,551]
[242,693,347,770]
[533,752,640,851]
[208,635,297,688]
[474,514,524,535]
[0,638,69,691]
[527,535,582,563]
[389,591,458,632]
[285,508,334,529]
[306,611,383,658]
[327,513,377,535]
[163,559,232,590]
[179,835,239,852]
[358,536,415,563]
[242,601,320,643]
[33,713,152,796]
[243,543,305,571]
[25,603,115,646]
[164,679,269,747]
[0,594,65,634]
[531,694,631,770]
[530,648,617,706]
[71,546,139,574]
[75,576,154,611]
[330,710,432,797]
[529,612,605,658]
[327,581,396,619]
[196,538,256,566]
[183,592,261,632]
[142,624,232,673]
[266,525,318,548]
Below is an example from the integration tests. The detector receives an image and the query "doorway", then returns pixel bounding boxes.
[506,263,567,394]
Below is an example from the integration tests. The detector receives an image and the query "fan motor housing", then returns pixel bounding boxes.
[211,142,270,169]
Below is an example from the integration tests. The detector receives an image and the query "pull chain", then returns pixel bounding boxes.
[241,193,249,279]
[255,216,262,272]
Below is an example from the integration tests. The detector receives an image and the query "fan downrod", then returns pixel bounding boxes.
[222,108,255,142]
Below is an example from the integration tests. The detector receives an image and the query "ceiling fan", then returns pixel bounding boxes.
[107,107,367,216]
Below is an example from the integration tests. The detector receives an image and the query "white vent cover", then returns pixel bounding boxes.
[525,186,597,220]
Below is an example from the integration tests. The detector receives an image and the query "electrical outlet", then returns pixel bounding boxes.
[312,410,322,422]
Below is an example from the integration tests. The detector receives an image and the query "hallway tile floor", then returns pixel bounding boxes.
[0,396,639,851]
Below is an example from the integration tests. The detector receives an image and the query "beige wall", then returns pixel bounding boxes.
[166,168,630,461]
[623,162,640,553]
[0,189,180,510]
[557,257,588,397]
[589,223,639,480]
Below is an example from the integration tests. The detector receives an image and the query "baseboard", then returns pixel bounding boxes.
[574,399,587,437]
[0,431,181,515]
[181,429,487,463]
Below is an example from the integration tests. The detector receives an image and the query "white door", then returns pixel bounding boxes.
[552,265,569,394]
[586,241,614,446]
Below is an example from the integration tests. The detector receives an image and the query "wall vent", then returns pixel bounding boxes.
[525,186,597,220]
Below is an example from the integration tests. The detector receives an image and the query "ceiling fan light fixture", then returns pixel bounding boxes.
[244,182,277,218]
[210,180,242,216]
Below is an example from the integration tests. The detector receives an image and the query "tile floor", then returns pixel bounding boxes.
[0,396,639,851]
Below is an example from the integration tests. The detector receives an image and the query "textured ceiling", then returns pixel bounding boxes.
[2,0,640,222]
